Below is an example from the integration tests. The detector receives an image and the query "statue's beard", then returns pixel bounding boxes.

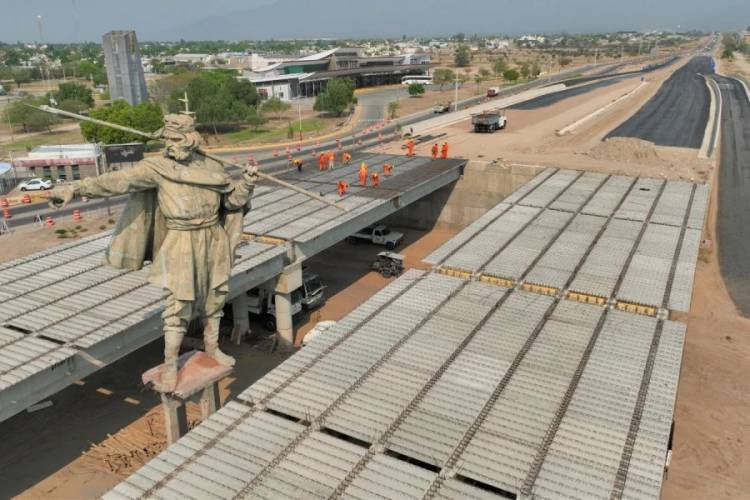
[165,132,202,161]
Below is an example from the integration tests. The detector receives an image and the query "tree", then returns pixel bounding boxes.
[77,60,107,86]
[313,77,355,116]
[454,33,466,43]
[3,96,58,132]
[721,47,735,60]
[245,107,267,131]
[12,68,31,88]
[520,64,530,80]
[531,64,542,78]
[261,97,291,119]
[478,68,491,79]
[559,57,573,67]
[492,57,508,76]
[79,100,163,144]
[432,68,455,90]
[454,44,471,67]
[407,83,425,97]
[52,82,94,109]
[502,69,520,82]
[388,100,399,119]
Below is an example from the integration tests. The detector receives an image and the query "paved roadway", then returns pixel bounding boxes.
[605,56,713,148]
[715,75,750,316]
[510,76,626,110]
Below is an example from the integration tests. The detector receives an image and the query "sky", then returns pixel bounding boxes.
[0,0,746,43]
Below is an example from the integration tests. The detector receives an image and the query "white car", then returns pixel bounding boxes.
[18,178,52,191]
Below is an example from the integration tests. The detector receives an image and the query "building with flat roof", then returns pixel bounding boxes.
[102,30,149,105]
[243,47,432,101]
[12,144,101,182]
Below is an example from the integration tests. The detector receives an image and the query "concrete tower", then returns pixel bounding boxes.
[102,30,148,105]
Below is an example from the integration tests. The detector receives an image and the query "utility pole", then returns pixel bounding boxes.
[454,75,459,113]
[298,98,303,140]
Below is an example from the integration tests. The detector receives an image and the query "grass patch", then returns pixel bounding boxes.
[220,118,330,145]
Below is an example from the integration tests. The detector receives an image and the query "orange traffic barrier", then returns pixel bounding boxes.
[45,216,55,227]
[72,209,82,221]
[0,198,8,207]
[22,194,31,204]
[2,207,10,219]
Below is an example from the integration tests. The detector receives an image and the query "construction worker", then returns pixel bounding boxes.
[431,143,439,160]
[318,152,327,171]
[328,150,336,169]
[370,172,380,187]
[337,180,349,196]
[359,162,368,186]
[440,141,449,159]
[293,158,303,173]
[406,139,415,157]
[383,163,393,176]
[343,151,352,165]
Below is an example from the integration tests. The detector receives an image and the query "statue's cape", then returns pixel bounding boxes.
[104,156,247,271]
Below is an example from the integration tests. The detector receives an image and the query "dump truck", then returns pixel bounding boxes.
[472,110,507,133]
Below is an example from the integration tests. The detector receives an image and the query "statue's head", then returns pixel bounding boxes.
[162,114,202,161]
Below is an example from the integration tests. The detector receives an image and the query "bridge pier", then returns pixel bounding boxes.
[275,262,303,348]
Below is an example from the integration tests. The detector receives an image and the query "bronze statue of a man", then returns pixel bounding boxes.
[53,114,257,392]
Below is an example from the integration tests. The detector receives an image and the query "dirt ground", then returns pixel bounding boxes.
[375,57,714,183]
[0,209,121,264]
[661,160,750,499]
[3,224,457,499]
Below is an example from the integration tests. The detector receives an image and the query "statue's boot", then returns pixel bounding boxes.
[160,324,185,392]
[203,317,236,367]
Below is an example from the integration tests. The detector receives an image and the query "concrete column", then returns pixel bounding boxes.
[274,291,294,347]
[274,262,303,348]
[230,293,250,345]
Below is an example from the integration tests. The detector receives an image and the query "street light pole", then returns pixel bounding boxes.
[454,75,459,113]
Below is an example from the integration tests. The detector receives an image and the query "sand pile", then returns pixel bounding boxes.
[588,137,661,163]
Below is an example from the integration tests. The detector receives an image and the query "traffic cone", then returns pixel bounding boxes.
[0,198,8,207]
[45,216,55,227]
[22,194,31,204]
[72,209,82,221]
[2,207,10,219]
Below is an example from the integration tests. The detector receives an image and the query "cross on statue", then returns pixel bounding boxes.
[178,91,194,116]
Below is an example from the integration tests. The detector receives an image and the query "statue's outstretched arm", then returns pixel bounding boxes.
[50,162,160,208]
[224,165,258,211]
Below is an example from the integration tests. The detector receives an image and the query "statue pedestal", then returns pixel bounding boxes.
[142,350,232,444]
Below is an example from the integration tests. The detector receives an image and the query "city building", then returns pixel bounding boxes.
[12,144,102,182]
[102,30,149,105]
[242,47,432,101]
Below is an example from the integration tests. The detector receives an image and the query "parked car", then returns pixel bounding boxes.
[371,251,405,278]
[18,178,52,191]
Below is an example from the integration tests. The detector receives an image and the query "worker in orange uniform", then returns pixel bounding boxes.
[337,180,349,196]
[343,151,352,165]
[318,152,327,171]
[370,172,380,187]
[440,141,449,159]
[383,163,393,176]
[358,162,368,186]
[328,150,336,169]
[293,158,303,173]
[431,143,439,160]
[406,139,415,157]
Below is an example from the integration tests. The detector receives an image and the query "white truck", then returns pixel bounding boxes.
[247,270,326,331]
[348,224,404,250]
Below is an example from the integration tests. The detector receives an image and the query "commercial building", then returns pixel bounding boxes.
[11,144,101,181]
[243,47,432,101]
[102,30,149,105]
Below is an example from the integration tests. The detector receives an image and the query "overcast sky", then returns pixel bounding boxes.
[1,0,746,43]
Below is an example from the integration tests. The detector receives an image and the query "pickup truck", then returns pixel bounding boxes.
[348,224,404,250]
[433,103,450,114]
[472,110,507,133]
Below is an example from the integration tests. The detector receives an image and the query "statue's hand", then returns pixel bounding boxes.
[48,186,76,209]
[243,165,259,185]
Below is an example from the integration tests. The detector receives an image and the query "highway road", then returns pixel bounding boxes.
[715,75,750,316]
[605,56,713,148]
[510,76,625,110]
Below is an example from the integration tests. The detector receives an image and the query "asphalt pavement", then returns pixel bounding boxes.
[509,76,626,110]
[715,75,750,316]
[605,56,713,148]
